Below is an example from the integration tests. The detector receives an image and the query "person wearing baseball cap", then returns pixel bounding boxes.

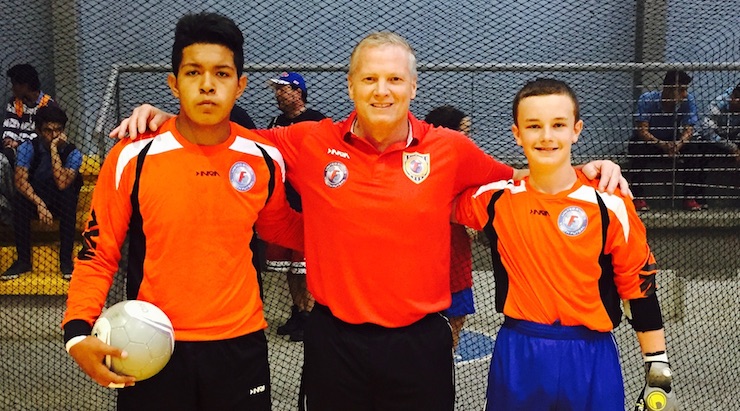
[264,72,325,342]
[266,72,324,127]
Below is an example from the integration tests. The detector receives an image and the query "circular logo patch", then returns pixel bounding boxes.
[557,206,588,236]
[324,161,348,188]
[229,161,256,192]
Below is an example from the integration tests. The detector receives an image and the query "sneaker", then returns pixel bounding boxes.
[61,263,73,281]
[277,305,301,336]
[1,261,32,281]
[683,199,702,211]
[633,199,650,211]
[289,311,310,342]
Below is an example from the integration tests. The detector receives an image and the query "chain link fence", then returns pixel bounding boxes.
[1,0,738,409]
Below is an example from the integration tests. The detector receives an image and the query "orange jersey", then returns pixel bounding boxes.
[256,112,514,327]
[454,169,657,332]
[63,118,303,341]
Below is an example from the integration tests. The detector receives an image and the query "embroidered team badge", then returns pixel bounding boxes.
[324,161,348,188]
[557,206,588,236]
[402,152,430,184]
[229,161,256,192]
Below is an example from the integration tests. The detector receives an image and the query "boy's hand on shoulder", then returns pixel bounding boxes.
[109,104,173,140]
[581,159,632,197]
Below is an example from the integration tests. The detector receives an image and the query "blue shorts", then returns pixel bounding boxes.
[442,287,475,318]
[486,318,624,411]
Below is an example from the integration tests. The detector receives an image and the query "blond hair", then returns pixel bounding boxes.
[348,32,417,77]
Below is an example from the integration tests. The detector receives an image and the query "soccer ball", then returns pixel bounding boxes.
[92,300,175,381]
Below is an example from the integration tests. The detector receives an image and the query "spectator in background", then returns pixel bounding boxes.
[3,64,58,164]
[424,105,475,352]
[0,153,13,225]
[264,71,325,342]
[2,64,58,223]
[700,83,740,163]
[628,70,705,211]
[1,105,82,281]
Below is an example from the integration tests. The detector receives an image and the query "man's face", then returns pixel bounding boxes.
[273,84,302,113]
[729,94,740,113]
[167,43,247,127]
[11,83,36,106]
[347,44,417,131]
[665,84,689,103]
[38,122,64,146]
[512,94,583,168]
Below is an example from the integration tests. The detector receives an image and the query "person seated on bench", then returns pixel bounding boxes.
[1,105,82,281]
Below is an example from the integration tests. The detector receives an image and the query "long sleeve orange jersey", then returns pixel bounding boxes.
[454,170,658,332]
[63,119,303,342]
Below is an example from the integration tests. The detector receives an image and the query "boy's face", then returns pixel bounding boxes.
[38,121,64,147]
[11,82,36,106]
[512,94,583,167]
[167,43,247,127]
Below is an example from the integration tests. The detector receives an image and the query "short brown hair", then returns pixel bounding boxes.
[512,78,580,125]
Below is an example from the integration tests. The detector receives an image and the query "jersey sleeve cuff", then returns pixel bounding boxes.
[63,319,93,344]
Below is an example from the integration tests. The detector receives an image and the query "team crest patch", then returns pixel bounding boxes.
[402,152,430,184]
[557,206,588,236]
[229,161,256,192]
[324,161,348,188]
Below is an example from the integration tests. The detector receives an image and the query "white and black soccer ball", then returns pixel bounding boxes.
[92,300,175,381]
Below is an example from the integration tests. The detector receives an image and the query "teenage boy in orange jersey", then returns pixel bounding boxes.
[454,79,675,410]
[109,34,630,410]
[62,13,303,411]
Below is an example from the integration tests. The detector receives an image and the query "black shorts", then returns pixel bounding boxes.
[301,304,454,411]
[117,330,271,411]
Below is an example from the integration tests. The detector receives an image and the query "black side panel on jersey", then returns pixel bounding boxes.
[595,192,623,329]
[254,143,275,205]
[250,142,276,299]
[127,141,154,300]
[482,190,507,313]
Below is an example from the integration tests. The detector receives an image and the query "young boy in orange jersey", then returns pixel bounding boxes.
[62,13,303,411]
[454,79,676,410]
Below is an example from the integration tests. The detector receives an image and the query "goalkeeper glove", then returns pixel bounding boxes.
[634,352,678,411]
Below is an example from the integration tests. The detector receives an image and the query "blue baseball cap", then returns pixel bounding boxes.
[267,72,307,92]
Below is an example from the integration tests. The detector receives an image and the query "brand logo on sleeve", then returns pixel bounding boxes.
[402,152,430,184]
[324,161,348,188]
[557,206,587,236]
[229,161,256,192]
